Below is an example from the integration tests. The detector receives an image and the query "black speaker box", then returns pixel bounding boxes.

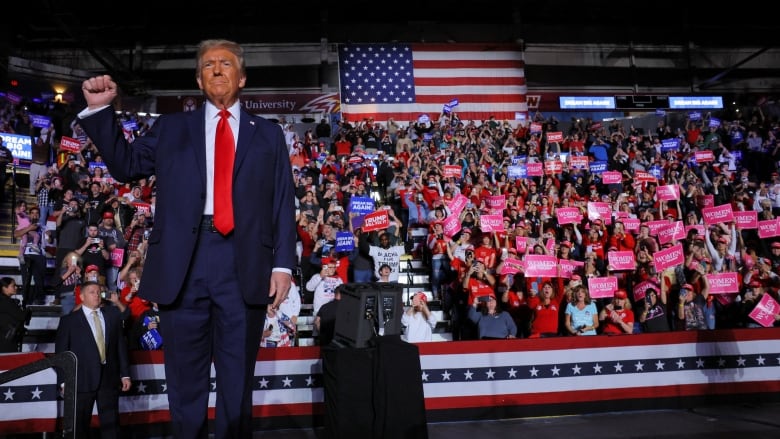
[334,282,403,348]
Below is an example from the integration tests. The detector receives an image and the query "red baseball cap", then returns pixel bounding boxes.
[85,264,100,273]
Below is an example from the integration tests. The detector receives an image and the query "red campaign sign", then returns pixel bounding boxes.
[447,193,469,217]
[748,293,780,327]
[633,280,659,302]
[485,195,506,210]
[558,259,584,279]
[587,202,612,225]
[657,221,686,245]
[701,204,734,225]
[757,219,780,238]
[500,257,525,275]
[653,243,685,272]
[530,122,543,133]
[131,202,152,215]
[623,218,641,232]
[634,171,657,183]
[546,131,564,143]
[706,272,740,295]
[523,255,559,277]
[588,276,619,299]
[361,210,390,232]
[556,207,582,225]
[608,251,636,271]
[544,160,563,175]
[570,155,590,169]
[695,150,715,163]
[59,136,82,152]
[527,162,544,176]
[442,215,461,238]
[602,171,622,184]
[656,184,680,201]
[480,214,504,233]
[734,211,758,229]
[645,220,668,236]
[442,165,462,179]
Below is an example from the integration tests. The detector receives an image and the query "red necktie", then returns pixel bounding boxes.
[214,109,235,235]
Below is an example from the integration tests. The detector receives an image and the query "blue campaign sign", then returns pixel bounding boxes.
[648,165,664,179]
[655,109,666,116]
[508,165,525,179]
[589,161,608,174]
[29,114,51,129]
[442,104,452,114]
[709,117,720,128]
[335,231,354,253]
[731,130,744,143]
[449,98,459,107]
[688,111,701,121]
[123,120,139,131]
[661,138,680,152]
[1,132,32,160]
[510,155,527,165]
[349,196,375,216]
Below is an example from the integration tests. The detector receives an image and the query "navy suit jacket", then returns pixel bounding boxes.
[55,306,129,393]
[79,106,297,305]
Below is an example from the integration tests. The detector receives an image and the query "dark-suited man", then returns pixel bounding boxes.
[55,281,131,438]
[78,39,297,439]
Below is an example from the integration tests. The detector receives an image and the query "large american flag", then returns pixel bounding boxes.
[338,43,527,124]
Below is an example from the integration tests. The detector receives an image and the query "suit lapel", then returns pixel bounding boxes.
[233,109,257,177]
[189,107,208,192]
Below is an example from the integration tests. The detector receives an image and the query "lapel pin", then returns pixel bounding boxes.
[250,121,255,126]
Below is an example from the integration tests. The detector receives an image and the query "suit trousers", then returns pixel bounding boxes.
[75,365,121,439]
[160,229,266,439]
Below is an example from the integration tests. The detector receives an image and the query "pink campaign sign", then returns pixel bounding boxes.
[480,214,504,233]
[515,236,529,254]
[685,224,705,236]
[558,259,584,279]
[441,215,462,238]
[633,280,659,302]
[653,243,685,272]
[556,207,582,225]
[734,211,758,229]
[500,257,525,275]
[706,272,740,294]
[757,219,780,238]
[484,195,506,211]
[447,193,469,217]
[656,184,680,201]
[527,162,543,176]
[657,221,686,245]
[442,165,462,179]
[602,171,622,184]
[587,202,612,225]
[748,293,780,327]
[588,276,619,299]
[645,220,668,236]
[701,204,734,225]
[523,255,559,277]
[608,251,636,271]
[623,218,640,232]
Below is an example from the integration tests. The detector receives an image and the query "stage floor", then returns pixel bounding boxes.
[248,402,780,439]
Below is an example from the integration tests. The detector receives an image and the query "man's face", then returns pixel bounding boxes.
[80,283,102,310]
[196,47,246,107]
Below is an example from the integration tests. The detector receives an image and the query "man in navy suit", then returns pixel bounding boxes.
[78,39,297,438]
[55,281,132,438]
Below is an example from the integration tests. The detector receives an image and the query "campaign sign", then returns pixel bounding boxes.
[588,276,619,299]
[59,136,82,152]
[653,243,684,272]
[485,195,506,211]
[508,165,525,179]
[570,155,589,169]
[29,114,51,129]
[442,215,461,238]
[523,255,558,277]
[335,231,355,252]
[442,165,462,179]
[530,122,542,133]
[757,219,780,238]
[697,195,715,208]
[558,259,584,279]
[701,204,734,225]
[709,117,721,128]
[602,171,622,184]
[589,161,608,174]
[661,137,680,152]
[656,184,680,201]
[556,207,582,225]
[110,248,125,268]
[0,132,32,160]
[515,236,529,254]
[685,224,705,236]
[547,131,564,143]
[131,202,152,215]
[545,238,556,254]
[544,160,563,175]
[657,221,686,245]
[706,272,739,295]
[689,111,701,120]
[695,150,715,163]
[634,171,657,183]
[633,280,659,302]
[587,202,612,224]
[500,257,524,275]
[623,218,641,232]
[361,210,389,232]
[447,193,469,217]
[646,220,670,236]
[480,214,504,233]
[608,251,636,271]
[749,293,779,327]
[527,162,543,176]
[349,196,375,216]
[734,211,758,229]
[648,165,664,179]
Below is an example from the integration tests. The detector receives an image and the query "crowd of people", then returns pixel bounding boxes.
[5,96,780,350]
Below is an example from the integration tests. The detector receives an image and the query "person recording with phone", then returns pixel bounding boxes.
[77,224,110,281]
[468,294,517,340]
[402,292,437,343]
